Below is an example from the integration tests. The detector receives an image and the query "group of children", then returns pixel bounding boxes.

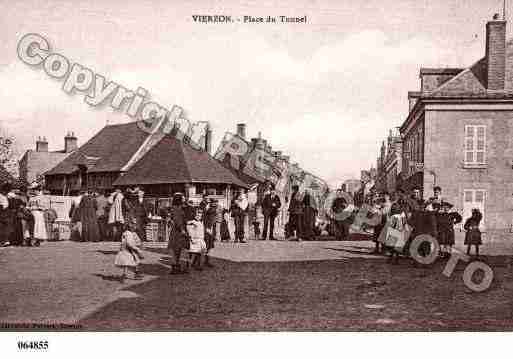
[114,193,223,281]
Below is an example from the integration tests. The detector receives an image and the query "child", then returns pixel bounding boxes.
[220,208,231,242]
[187,210,207,271]
[383,202,407,263]
[464,208,483,257]
[115,219,144,282]
[436,202,462,257]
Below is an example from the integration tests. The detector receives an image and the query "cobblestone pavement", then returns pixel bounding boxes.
[0,236,512,331]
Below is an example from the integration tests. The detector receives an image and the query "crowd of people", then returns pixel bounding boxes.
[329,186,484,263]
[0,183,58,247]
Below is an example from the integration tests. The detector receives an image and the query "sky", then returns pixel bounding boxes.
[0,0,510,187]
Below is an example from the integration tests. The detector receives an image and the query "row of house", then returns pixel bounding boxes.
[370,15,513,231]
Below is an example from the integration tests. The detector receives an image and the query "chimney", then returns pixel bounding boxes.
[36,136,48,152]
[236,123,246,139]
[64,132,78,153]
[204,124,212,154]
[485,15,506,91]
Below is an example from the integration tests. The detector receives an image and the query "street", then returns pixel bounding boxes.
[1,236,512,331]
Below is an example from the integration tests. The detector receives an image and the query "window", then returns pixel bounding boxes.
[464,125,486,166]
[462,189,486,230]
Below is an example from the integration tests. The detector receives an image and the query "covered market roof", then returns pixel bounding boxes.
[113,135,249,188]
[46,122,149,175]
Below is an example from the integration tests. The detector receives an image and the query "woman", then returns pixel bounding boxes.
[168,193,189,274]
[69,192,84,242]
[464,208,483,257]
[108,188,126,241]
[0,183,14,246]
[436,202,462,257]
[29,200,47,245]
[78,190,100,242]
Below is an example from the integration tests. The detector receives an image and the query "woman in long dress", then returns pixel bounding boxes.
[78,191,100,242]
[29,200,48,245]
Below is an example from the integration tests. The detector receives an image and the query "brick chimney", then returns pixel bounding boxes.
[236,123,246,139]
[204,124,212,154]
[485,15,506,91]
[36,136,48,152]
[64,132,78,153]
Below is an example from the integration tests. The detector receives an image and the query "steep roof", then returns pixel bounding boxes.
[46,122,149,175]
[113,135,249,188]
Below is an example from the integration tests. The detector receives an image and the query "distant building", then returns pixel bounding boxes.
[400,16,513,230]
[44,121,245,209]
[19,133,76,185]
[343,179,361,195]
[383,127,403,194]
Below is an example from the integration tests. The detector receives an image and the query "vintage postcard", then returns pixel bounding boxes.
[1,0,512,356]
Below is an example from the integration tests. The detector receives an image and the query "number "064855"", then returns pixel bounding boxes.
[17,341,48,350]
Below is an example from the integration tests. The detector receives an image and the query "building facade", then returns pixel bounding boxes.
[400,17,513,231]
[19,134,76,185]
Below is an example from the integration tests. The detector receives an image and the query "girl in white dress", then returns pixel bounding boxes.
[114,219,144,282]
[187,210,207,271]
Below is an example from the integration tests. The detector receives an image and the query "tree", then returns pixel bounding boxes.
[0,129,18,178]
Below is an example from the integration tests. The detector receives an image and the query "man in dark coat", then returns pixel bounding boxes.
[261,186,281,240]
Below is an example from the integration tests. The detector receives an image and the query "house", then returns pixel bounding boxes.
[19,134,76,185]
[399,15,513,231]
[45,121,246,208]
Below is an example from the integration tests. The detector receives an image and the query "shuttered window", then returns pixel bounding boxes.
[464,125,486,165]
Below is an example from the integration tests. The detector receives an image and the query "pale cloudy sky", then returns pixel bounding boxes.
[0,0,508,187]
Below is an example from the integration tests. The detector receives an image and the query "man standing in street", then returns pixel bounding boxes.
[231,190,248,243]
[261,185,281,240]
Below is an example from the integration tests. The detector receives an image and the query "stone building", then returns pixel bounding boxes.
[400,16,513,231]
[19,133,76,185]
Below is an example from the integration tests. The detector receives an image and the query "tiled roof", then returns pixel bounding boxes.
[46,122,149,175]
[113,135,249,188]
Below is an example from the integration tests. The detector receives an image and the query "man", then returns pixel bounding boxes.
[288,185,304,241]
[426,186,443,211]
[231,190,248,243]
[261,186,281,240]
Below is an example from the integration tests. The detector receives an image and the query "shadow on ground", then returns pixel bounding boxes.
[77,243,513,331]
